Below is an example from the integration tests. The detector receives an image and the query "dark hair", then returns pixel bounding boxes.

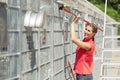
[86,23,98,41]
[90,23,98,33]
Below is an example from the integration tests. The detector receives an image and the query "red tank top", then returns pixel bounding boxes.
[74,39,95,74]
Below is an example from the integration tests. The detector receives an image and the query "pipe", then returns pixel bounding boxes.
[68,61,76,80]
[59,4,103,32]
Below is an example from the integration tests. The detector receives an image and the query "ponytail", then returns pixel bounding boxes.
[92,37,94,42]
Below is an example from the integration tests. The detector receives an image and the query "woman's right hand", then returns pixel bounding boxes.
[72,14,80,23]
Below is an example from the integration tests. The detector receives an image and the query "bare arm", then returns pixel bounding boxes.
[70,16,91,51]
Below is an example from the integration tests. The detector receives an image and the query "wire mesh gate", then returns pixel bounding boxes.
[100,0,120,79]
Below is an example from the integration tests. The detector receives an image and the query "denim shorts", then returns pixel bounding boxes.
[76,73,93,80]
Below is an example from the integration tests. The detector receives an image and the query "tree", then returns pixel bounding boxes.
[118,4,120,14]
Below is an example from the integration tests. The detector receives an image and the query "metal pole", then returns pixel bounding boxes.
[102,0,107,63]
[59,5,103,32]
[68,61,76,80]
[100,0,107,79]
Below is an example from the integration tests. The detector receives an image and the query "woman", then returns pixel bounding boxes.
[70,15,97,80]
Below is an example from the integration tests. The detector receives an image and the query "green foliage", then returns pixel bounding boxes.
[118,4,120,14]
[109,0,119,4]
[95,4,105,12]
[88,0,120,35]
[88,0,120,22]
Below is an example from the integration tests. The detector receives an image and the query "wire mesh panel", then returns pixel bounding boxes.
[0,0,118,80]
[102,24,120,79]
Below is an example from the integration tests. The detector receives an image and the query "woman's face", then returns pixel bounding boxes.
[84,25,94,39]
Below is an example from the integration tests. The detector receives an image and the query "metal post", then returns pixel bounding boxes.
[100,0,107,79]
[37,28,41,80]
